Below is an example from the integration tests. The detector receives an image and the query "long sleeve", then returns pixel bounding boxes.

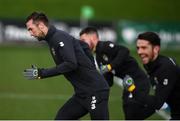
[146,64,178,110]
[110,45,129,69]
[40,38,78,78]
[143,56,179,110]
[100,41,129,69]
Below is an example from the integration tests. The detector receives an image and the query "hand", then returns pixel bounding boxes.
[100,64,112,74]
[23,65,41,80]
[123,75,136,92]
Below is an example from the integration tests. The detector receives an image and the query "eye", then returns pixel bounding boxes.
[28,28,32,31]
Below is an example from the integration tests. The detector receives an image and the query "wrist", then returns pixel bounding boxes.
[128,84,136,92]
[107,64,112,71]
[37,68,43,79]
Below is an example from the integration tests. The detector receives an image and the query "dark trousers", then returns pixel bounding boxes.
[55,91,109,120]
[123,99,155,120]
[171,112,180,120]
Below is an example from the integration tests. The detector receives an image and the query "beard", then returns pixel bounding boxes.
[36,31,46,41]
[37,36,45,41]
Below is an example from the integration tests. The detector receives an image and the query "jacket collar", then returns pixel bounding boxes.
[144,55,162,74]
[44,25,56,42]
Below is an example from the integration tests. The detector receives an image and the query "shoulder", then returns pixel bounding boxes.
[99,41,127,49]
[156,55,178,75]
[97,41,129,54]
[158,55,177,67]
[96,41,117,53]
[55,29,74,41]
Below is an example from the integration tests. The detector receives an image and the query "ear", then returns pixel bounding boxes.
[153,45,160,54]
[38,22,44,30]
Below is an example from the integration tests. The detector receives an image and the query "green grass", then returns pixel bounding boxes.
[0,44,179,119]
[0,45,72,119]
[0,0,180,22]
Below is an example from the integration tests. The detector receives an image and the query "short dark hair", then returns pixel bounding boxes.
[26,11,49,26]
[79,26,99,37]
[137,32,161,46]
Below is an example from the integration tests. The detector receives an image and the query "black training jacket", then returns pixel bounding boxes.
[95,41,150,104]
[80,41,95,66]
[39,26,109,97]
[144,55,180,119]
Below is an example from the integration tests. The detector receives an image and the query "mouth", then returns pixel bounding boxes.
[139,54,148,64]
[140,54,146,59]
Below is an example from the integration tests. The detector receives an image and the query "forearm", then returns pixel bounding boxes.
[144,95,165,110]
[40,62,77,78]
[39,67,61,78]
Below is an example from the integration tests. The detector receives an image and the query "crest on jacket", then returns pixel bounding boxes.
[109,43,114,48]
[59,41,64,47]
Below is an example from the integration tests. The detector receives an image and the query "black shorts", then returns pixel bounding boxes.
[55,90,109,120]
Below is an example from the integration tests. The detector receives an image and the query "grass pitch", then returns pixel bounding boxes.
[0,44,178,119]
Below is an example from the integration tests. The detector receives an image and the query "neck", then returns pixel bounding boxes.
[92,41,99,52]
[152,53,159,62]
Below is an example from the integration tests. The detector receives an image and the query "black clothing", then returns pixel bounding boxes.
[39,26,109,119]
[103,72,114,87]
[55,91,109,120]
[95,41,150,102]
[40,26,109,95]
[123,99,155,120]
[80,41,114,87]
[95,41,151,119]
[144,55,180,120]
[80,41,95,67]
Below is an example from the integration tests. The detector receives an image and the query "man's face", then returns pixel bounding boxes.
[136,39,157,64]
[26,19,45,41]
[80,33,95,50]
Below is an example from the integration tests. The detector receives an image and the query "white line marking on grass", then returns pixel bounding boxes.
[0,92,70,100]
[0,92,120,102]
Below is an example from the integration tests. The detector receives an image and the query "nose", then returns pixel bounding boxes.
[137,47,143,55]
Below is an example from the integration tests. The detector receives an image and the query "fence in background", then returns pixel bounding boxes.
[0,19,180,49]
